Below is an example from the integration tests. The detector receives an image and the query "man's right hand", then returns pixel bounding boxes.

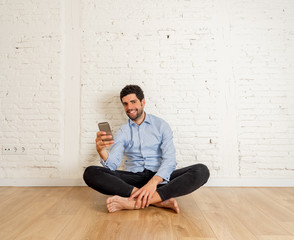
[96,131,114,160]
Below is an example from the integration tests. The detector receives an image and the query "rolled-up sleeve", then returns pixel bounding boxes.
[100,128,126,170]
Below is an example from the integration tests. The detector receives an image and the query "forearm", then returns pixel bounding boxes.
[98,149,109,161]
[148,175,163,186]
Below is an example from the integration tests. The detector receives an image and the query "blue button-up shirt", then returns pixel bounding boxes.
[100,113,177,182]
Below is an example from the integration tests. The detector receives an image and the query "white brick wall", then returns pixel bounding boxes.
[231,0,294,178]
[0,0,293,186]
[0,0,62,179]
[80,0,220,175]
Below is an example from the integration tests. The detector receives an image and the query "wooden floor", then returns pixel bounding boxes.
[0,187,294,240]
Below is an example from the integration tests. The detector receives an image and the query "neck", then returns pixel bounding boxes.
[134,112,146,125]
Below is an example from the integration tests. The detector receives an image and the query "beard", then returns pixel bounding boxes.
[127,107,144,121]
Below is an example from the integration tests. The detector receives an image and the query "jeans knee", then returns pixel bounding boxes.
[192,163,210,184]
[200,164,210,183]
[83,166,98,186]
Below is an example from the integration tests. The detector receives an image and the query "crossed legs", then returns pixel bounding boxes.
[83,164,209,213]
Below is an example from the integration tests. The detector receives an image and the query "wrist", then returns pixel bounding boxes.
[98,148,105,154]
[98,149,108,161]
[149,175,163,185]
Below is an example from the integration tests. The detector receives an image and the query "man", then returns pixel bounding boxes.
[83,85,210,213]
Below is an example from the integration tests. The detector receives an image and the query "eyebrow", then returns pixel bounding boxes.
[122,99,137,105]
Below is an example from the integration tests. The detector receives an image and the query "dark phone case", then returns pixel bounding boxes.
[98,122,113,141]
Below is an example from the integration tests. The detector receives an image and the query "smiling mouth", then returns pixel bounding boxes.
[128,109,137,114]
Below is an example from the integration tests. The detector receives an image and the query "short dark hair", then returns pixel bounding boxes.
[120,85,145,102]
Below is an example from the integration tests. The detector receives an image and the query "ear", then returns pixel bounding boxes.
[141,98,146,107]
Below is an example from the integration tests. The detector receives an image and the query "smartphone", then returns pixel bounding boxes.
[98,122,113,141]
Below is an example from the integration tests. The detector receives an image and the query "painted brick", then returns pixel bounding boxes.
[0,0,293,184]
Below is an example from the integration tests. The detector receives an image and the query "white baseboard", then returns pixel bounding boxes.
[206,177,294,187]
[0,177,293,187]
[0,178,86,187]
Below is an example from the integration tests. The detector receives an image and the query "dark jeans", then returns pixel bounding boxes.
[83,163,210,202]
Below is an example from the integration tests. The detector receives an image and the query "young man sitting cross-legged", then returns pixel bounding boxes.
[83,85,210,213]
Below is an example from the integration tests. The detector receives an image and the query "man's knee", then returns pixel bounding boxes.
[83,166,103,186]
[83,166,94,185]
[191,163,210,184]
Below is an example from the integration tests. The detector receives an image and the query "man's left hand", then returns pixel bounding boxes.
[129,176,163,208]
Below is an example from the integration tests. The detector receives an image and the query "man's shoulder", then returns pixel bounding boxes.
[148,114,170,128]
[148,113,164,122]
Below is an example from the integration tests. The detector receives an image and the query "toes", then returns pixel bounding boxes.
[107,205,111,212]
[106,198,112,204]
[106,195,117,204]
[107,203,114,213]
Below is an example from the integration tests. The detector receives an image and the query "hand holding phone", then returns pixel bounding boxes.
[96,122,114,160]
[98,122,113,142]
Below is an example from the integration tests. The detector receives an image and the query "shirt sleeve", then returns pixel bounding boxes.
[100,127,126,170]
[155,122,177,182]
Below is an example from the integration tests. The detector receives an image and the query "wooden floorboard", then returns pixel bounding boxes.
[0,187,293,240]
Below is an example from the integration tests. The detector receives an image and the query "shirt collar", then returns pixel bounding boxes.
[128,112,151,126]
[144,113,151,124]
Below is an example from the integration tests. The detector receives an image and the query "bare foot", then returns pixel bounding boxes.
[106,195,140,213]
[153,198,180,213]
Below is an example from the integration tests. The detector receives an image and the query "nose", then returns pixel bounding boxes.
[125,104,131,112]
